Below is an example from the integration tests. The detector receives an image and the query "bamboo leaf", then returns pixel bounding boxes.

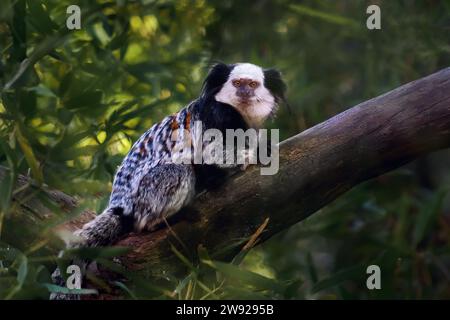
[311,264,366,294]
[290,4,358,27]
[203,260,286,294]
[15,125,43,184]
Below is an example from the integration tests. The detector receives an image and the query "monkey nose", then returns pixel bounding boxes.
[236,88,253,98]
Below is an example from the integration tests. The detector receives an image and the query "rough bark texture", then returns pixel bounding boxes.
[2,67,450,296]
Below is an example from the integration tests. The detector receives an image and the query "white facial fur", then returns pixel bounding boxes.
[215,63,275,128]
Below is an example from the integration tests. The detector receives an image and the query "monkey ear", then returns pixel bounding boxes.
[264,68,287,103]
[201,62,232,98]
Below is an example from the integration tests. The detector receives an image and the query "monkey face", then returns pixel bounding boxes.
[215,63,276,128]
[231,78,259,103]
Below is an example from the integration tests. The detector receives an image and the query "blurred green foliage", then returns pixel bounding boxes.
[0,0,449,299]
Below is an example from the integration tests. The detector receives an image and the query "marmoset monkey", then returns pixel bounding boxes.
[71,62,286,248]
[51,62,286,297]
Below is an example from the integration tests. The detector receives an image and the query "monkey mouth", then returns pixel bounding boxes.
[237,98,252,106]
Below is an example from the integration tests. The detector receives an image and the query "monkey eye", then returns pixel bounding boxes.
[249,81,259,88]
[232,80,241,87]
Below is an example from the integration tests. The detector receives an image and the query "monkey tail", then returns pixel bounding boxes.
[50,208,133,300]
[72,207,133,248]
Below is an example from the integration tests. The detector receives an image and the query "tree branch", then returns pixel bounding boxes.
[2,68,450,295]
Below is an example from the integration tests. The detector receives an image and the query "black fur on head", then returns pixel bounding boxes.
[201,62,232,100]
[263,68,287,104]
[201,62,288,109]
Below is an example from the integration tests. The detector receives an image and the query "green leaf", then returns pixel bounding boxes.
[29,84,57,98]
[50,145,99,162]
[95,258,172,298]
[15,125,43,184]
[203,260,286,294]
[26,0,57,34]
[197,244,211,263]
[16,255,28,286]
[9,0,26,63]
[311,264,366,294]
[171,244,195,272]
[221,286,271,300]
[63,90,104,110]
[413,189,448,246]
[108,27,129,51]
[290,4,358,27]
[306,252,318,284]
[5,32,66,89]
[174,273,194,297]
[113,281,138,300]
[0,142,17,217]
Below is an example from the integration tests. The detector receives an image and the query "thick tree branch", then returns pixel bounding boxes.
[2,68,450,294]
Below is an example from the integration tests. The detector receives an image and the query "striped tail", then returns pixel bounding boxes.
[72,207,134,248]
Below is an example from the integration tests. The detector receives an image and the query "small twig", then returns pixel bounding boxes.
[242,217,270,251]
[163,217,190,256]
